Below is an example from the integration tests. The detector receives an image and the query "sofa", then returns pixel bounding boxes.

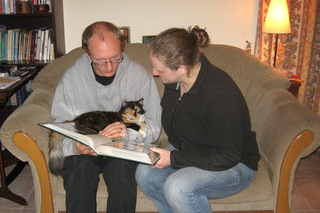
[1,43,320,213]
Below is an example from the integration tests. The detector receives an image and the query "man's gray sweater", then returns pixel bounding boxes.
[51,53,162,157]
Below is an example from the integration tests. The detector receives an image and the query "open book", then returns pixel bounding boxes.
[39,122,160,165]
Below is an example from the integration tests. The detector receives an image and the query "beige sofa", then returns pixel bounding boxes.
[1,43,320,213]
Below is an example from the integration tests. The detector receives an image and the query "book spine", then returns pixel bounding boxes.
[3,33,8,60]
[7,29,12,60]
[0,0,3,14]
[0,31,2,59]
[12,30,15,60]
[43,29,49,61]
[18,31,23,60]
[23,32,28,60]
[14,30,19,60]
[35,29,42,60]
[27,31,33,60]
[33,30,39,60]
[39,29,44,60]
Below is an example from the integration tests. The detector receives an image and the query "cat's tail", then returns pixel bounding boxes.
[48,132,65,176]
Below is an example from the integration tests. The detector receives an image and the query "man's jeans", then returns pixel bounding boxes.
[136,160,256,213]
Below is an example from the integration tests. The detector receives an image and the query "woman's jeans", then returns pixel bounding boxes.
[136,160,256,213]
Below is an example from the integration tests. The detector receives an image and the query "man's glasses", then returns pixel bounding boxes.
[90,54,123,67]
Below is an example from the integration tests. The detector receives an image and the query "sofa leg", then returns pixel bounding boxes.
[13,131,54,213]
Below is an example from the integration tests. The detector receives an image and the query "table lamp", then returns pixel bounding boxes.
[263,0,291,67]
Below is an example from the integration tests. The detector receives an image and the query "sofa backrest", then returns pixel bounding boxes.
[202,45,290,123]
[31,43,290,131]
[31,47,84,95]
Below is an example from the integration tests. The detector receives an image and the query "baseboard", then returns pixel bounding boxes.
[58,211,273,213]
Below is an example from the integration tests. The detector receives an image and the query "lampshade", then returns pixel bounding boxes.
[263,0,291,34]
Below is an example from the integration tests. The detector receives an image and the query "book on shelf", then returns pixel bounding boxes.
[11,66,37,77]
[0,72,9,77]
[13,29,19,60]
[1,0,52,14]
[39,122,160,165]
[0,76,20,89]
[0,30,8,60]
[0,27,54,62]
[0,63,17,76]
[27,30,33,60]
[7,28,19,61]
[1,0,14,14]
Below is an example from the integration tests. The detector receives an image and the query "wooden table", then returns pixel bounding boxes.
[0,68,41,206]
[0,68,40,116]
[288,78,303,98]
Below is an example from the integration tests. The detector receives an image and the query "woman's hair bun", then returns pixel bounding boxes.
[188,25,210,48]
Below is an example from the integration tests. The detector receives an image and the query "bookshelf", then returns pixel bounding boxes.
[0,0,65,67]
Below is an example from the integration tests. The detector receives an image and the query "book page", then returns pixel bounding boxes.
[94,141,160,165]
[39,122,95,148]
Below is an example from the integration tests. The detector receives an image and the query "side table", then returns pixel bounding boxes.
[0,68,41,205]
[288,78,303,98]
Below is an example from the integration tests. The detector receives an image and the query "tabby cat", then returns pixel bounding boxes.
[48,98,147,176]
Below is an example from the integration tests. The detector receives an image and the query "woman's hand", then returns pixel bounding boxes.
[74,141,97,156]
[151,147,171,169]
[99,122,126,140]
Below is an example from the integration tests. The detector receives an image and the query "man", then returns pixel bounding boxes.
[51,21,161,213]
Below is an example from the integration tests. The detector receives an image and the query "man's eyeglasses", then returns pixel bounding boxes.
[90,54,124,67]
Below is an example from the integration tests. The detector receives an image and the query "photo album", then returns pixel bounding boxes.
[39,122,160,165]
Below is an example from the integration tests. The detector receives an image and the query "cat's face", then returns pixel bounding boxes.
[120,99,145,123]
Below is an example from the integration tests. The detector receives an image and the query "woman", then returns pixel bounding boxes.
[135,26,260,213]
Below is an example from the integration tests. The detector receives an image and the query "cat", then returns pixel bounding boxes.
[48,98,147,176]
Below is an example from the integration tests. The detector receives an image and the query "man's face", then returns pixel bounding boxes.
[86,32,122,77]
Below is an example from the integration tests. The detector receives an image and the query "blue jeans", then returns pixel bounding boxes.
[136,159,256,213]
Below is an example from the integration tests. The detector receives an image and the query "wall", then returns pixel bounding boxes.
[63,0,259,53]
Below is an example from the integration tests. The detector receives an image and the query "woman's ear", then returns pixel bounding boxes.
[177,65,188,75]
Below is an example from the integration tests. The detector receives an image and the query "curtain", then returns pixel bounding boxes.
[255,0,320,115]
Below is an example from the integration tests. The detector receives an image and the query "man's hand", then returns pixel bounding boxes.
[150,147,171,169]
[99,122,126,139]
[74,141,97,155]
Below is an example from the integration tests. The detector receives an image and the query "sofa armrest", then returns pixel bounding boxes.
[253,88,320,211]
[277,130,314,212]
[0,87,55,213]
[13,132,54,213]
[0,89,53,160]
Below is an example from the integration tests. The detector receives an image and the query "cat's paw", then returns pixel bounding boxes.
[139,130,147,138]
[139,123,147,138]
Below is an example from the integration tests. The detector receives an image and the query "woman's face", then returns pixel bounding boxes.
[149,53,183,84]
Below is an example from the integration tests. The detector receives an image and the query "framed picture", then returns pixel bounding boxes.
[119,27,130,43]
[142,35,156,44]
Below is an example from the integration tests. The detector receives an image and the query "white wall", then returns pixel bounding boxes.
[63,0,259,53]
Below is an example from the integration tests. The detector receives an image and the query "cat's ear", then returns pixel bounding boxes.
[138,98,144,105]
[122,100,128,107]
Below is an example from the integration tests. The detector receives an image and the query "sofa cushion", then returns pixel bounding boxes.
[50,159,272,212]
